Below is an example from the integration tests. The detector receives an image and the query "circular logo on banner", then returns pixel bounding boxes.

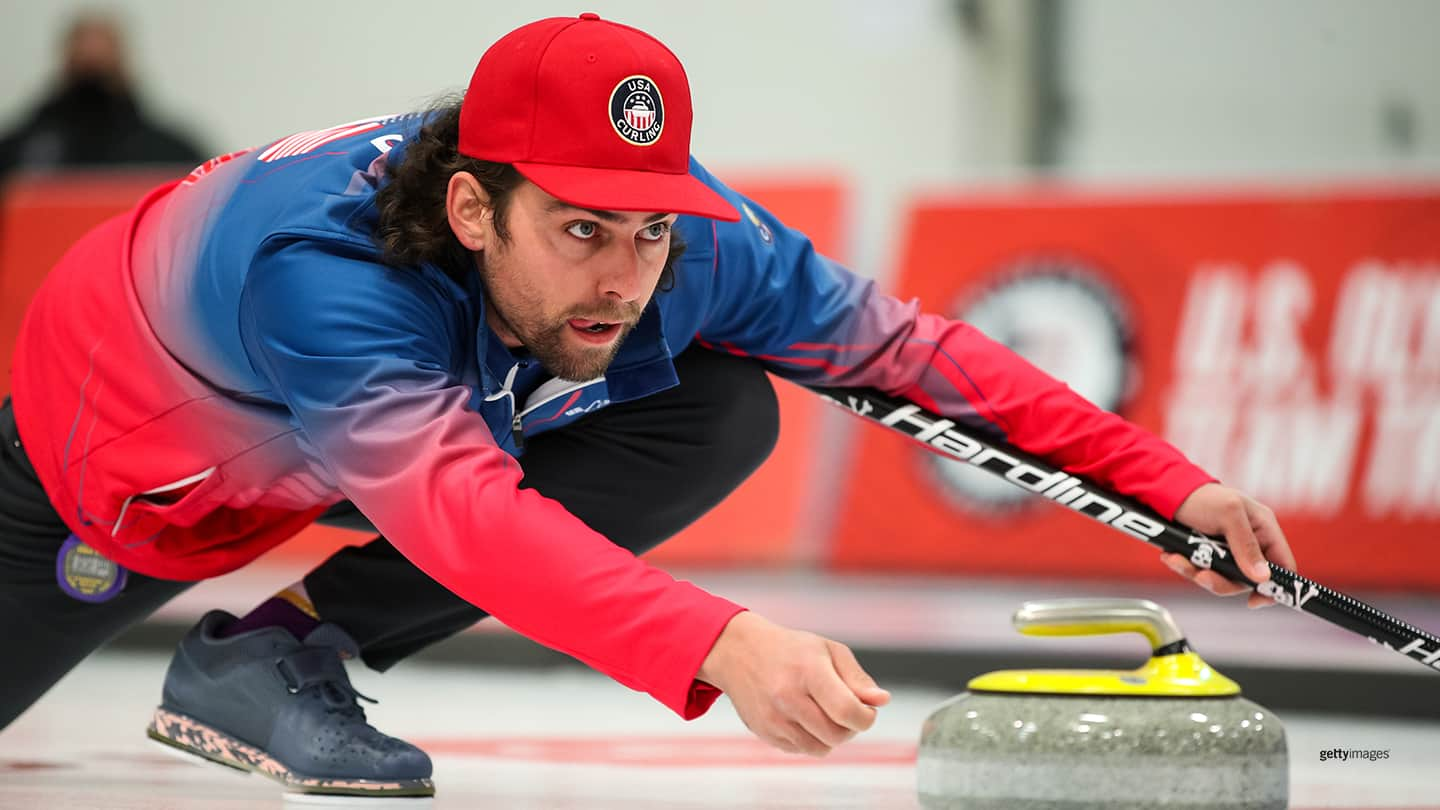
[610,75,664,146]
[930,257,1137,513]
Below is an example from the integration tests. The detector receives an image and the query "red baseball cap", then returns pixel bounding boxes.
[459,14,739,222]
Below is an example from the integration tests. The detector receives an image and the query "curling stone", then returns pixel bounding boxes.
[917,598,1287,810]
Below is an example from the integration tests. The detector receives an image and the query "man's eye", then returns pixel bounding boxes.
[638,222,671,242]
[566,221,599,239]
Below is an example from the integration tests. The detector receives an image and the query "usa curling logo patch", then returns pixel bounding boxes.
[610,75,664,146]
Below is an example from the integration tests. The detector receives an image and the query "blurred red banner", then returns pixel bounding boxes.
[830,185,1440,591]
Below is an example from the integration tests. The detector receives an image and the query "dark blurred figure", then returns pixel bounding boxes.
[0,12,206,180]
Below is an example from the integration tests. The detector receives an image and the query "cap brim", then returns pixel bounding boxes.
[514,162,741,222]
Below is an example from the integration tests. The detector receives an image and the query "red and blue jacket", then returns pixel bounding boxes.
[10,111,1213,719]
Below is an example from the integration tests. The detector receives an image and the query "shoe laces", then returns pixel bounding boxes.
[274,647,378,714]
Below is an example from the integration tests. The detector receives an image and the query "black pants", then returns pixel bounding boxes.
[0,348,779,729]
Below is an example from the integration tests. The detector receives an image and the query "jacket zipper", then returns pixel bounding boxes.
[484,363,525,452]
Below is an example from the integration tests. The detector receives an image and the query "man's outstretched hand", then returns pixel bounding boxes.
[1167,482,1298,609]
[697,611,891,756]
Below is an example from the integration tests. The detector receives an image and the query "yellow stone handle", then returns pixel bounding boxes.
[1012,598,1186,653]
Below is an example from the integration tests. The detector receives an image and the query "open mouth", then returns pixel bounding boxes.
[567,318,623,343]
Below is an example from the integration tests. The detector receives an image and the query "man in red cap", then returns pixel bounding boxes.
[0,14,1293,797]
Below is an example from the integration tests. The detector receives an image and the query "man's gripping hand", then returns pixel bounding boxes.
[697,611,891,756]
[1165,482,1299,609]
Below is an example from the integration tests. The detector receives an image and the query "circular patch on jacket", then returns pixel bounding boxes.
[56,534,128,602]
[610,75,664,146]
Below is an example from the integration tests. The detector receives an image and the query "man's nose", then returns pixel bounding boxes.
[598,241,646,303]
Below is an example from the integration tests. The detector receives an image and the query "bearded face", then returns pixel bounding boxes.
[472,181,675,381]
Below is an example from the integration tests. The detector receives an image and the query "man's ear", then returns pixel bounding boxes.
[446,171,491,251]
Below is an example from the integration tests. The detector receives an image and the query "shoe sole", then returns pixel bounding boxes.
[147,706,435,797]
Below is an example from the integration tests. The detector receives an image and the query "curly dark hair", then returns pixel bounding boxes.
[374,98,684,290]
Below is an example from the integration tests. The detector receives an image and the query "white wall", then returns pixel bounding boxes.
[1060,0,1440,179]
[5,0,1438,265]
[0,0,992,279]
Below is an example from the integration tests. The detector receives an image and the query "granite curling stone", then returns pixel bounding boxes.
[917,598,1287,810]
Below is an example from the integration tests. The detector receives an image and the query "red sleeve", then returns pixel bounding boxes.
[866,306,1214,518]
